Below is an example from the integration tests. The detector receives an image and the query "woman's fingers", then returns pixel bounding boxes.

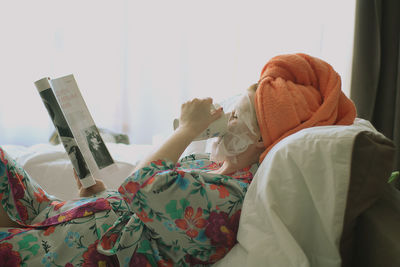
[183,97,212,106]
[211,106,224,120]
[79,179,107,197]
[73,169,82,190]
[203,97,212,104]
[178,97,224,135]
[74,169,107,197]
[188,98,213,111]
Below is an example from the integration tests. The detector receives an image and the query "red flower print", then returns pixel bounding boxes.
[143,176,155,186]
[15,200,28,222]
[118,187,125,195]
[122,196,132,204]
[242,166,250,172]
[34,188,50,203]
[9,174,25,200]
[120,181,140,198]
[0,243,22,266]
[176,170,186,176]
[92,198,111,210]
[137,209,153,223]
[100,233,119,250]
[209,184,230,198]
[12,172,25,186]
[157,258,173,267]
[43,226,56,236]
[118,187,133,204]
[51,200,66,211]
[203,162,220,170]
[125,181,140,194]
[0,149,8,165]
[205,210,241,249]
[184,255,210,265]
[65,263,74,267]
[8,228,27,234]
[82,241,119,267]
[152,159,164,166]
[228,209,241,236]
[209,246,228,262]
[175,207,207,238]
[129,251,151,267]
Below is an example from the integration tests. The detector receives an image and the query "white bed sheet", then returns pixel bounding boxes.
[2,143,154,200]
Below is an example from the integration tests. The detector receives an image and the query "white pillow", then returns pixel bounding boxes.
[214,118,380,267]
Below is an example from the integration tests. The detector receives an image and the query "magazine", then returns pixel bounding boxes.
[34,75,117,188]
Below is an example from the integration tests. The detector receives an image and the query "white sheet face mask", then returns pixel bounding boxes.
[209,93,260,163]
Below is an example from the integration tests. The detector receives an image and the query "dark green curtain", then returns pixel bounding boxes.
[351,0,400,185]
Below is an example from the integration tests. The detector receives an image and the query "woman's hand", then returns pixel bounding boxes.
[178,98,223,138]
[74,170,106,197]
[134,98,223,171]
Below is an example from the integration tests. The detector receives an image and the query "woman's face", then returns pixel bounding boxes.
[210,84,261,163]
[227,86,259,137]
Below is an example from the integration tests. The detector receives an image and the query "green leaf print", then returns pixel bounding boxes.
[180,198,189,210]
[22,255,30,266]
[199,187,206,196]
[172,240,181,252]
[89,223,99,238]
[137,239,151,253]
[165,198,190,220]
[101,223,113,233]
[18,234,38,250]
[165,200,181,219]
[27,244,40,255]
[146,253,158,267]
[0,182,8,190]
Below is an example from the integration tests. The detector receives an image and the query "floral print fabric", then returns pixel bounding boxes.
[0,147,257,266]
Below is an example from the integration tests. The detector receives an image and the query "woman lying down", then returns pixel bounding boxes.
[0,53,356,266]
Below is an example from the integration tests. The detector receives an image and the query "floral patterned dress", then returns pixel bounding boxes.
[0,147,258,267]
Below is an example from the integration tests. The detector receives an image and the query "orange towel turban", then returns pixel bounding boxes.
[254,53,357,162]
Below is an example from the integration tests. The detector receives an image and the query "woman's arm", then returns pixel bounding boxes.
[75,97,222,197]
[134,98,223,171]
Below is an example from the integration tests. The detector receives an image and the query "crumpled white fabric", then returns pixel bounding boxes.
[2,143,153,200]
[210,93,260,163]
[213,118,380,267]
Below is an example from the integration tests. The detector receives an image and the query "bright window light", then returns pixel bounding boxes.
[0,0,355,146]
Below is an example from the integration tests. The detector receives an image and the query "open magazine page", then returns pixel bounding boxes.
[34,77,96,188]
[48,74,118,188]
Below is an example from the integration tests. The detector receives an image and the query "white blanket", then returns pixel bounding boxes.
[2,143,154,200]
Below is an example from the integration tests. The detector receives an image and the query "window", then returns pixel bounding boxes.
[0,0,355,146]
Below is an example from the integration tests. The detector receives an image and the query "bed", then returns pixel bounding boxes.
[2,118,398,267]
